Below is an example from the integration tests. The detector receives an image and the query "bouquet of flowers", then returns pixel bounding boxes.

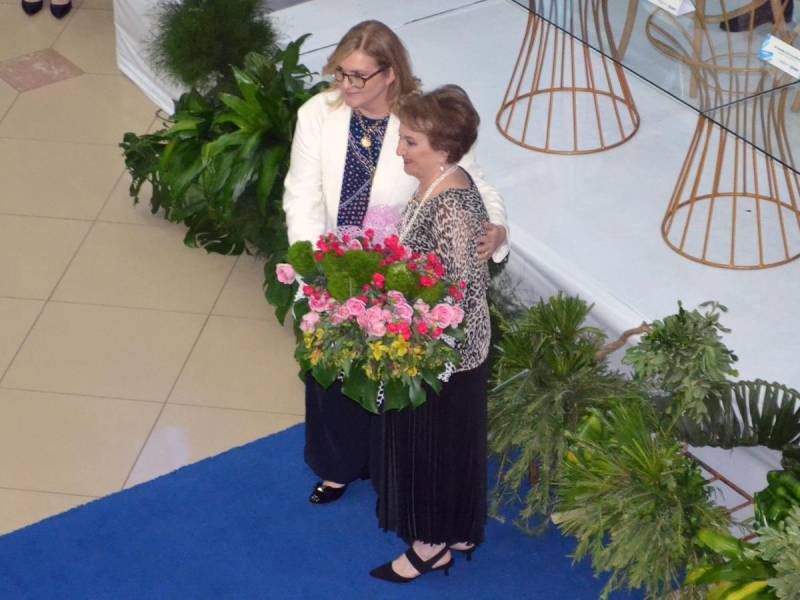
[276,230,466,413]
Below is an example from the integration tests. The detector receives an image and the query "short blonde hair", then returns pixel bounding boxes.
[323,20,420,112]
[398,85,480,164]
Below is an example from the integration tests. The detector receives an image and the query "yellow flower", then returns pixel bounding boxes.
[390,338,409,357]
[310,349,322,366]
[406,367,418,377]
[303,333,314,349]
[369,341,388,360]
[315,328,325,340]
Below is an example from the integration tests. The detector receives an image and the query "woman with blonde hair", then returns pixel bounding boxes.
[283,20,509,505]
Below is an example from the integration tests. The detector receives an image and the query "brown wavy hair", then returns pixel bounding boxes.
[398,85,480,164]
[323,20,420,112]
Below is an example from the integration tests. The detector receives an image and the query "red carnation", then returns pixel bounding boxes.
[415,322,430,335]
[420,276,436,287]
[314,252,324,262]
[372,273,386,289]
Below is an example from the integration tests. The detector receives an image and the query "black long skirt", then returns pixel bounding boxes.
[304,375,372,484]
[370,360,489,546]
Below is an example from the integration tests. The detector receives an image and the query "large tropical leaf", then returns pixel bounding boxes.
[677,379,800,452]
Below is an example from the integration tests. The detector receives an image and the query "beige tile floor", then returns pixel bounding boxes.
[0,1,303,535]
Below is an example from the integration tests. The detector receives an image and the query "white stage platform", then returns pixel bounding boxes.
[277,0,797,495]
[117,0,799,494]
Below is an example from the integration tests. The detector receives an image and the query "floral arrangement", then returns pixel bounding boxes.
[276,231,466,413]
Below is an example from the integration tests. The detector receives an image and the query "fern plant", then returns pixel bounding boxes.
[761,506,800,600]
[488,294,628,531]
[554,397,730,600]
[149,0,279,94]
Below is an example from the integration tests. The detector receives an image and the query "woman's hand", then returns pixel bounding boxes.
[477,223,507,262]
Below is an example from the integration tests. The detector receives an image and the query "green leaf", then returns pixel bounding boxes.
[311,362,338,389]
[256,145,286,213]
[408,377,427,409]
[219,93,264,128]
[201,130,251,164]
[341,367,379,414]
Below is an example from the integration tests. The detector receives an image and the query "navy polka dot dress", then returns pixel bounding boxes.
[336,112,389,227]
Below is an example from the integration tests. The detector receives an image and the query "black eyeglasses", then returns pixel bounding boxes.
[333,66,388,89]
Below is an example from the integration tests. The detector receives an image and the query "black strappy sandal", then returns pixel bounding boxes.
[450,543,479,562]
[369,545,454,583]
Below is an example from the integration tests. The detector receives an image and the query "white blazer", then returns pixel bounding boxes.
[283,90,510,263]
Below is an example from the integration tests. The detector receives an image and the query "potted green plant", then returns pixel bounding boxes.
[553,397,730,600]
[149,0,279,95]
[121,37,327,321]
[488,294,630,531]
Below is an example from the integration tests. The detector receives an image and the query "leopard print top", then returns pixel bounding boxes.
[400,181,491,372]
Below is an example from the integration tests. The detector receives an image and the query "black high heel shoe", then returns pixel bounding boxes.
[450,543,479,562]
[50,0,72,19]
[370,546,454,583]
[308,481,347,504]
[21,0,43,15]
[720,0,793,32]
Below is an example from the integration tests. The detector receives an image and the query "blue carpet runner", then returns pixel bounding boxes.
[0,424,640,599]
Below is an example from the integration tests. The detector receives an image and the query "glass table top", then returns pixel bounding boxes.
[505,0,800,168]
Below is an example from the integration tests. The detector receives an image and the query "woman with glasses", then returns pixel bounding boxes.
[283,20,510,506]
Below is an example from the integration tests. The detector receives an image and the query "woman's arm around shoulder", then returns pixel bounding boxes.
[458,147,510,263]
[283,90,337,244]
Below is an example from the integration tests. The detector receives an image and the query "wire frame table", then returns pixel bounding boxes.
[496,0,641,154]
[649,0,800,269]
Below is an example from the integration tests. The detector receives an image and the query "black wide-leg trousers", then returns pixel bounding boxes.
[304,375,372,484]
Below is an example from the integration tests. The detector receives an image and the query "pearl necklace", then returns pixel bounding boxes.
[399,165,459,243]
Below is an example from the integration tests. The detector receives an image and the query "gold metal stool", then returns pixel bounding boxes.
[496,0,640,154]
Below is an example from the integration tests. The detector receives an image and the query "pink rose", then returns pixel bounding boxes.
[330,304,351,325]
[387,290,405,303]
[275,263,296,285]
[430,303,456,328]
[393,301,414,323]
[300,311,320,333]
[449,305,465,327]
[345,297,367,318]
[414,299,430,315]
[365,318,387,337]
[309,295,331,313]
[363,306,387,337]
